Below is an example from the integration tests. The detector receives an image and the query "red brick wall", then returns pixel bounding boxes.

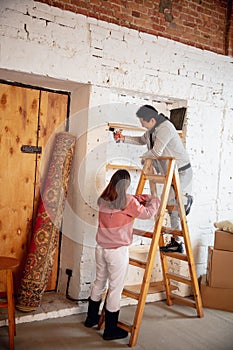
[226,0,233,56]
[35,0,232,56]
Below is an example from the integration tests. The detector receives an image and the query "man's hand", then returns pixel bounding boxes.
[113,130,125,142]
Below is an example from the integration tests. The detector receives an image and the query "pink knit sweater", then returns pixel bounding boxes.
[96,194,160,249]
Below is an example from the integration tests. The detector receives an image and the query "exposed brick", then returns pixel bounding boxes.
[132,10,140,18]
[34,0,231,56]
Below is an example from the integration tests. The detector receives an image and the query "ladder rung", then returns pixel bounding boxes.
[123,281,176,296]
[129,257,147,269]
[161,252,188,261]
[144,174,165,183]
[161,226,184,237]
[122,288,140,300]
[166,205,179,211]
[118,321,132,333]
[171,294,197,309]
[133,228,153,238]
[122,281,170,300]
[166,272,192,285]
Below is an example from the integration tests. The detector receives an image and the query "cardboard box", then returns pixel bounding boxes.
[200,275,233,312]
[207,247,233,289]
[214,230,233,252]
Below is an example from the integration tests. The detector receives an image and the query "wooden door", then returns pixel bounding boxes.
[0,82,69,293]
[37,90,69,291]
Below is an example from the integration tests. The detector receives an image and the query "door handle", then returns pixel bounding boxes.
[21,145,42,154]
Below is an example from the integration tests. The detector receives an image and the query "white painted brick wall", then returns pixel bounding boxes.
[1,0,233,300]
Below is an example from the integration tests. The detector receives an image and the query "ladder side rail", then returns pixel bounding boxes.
[136,158,156,195]
[155,160,178,307]
[172,167,204,317]
[129,157,176,347]
[135,171,147,195]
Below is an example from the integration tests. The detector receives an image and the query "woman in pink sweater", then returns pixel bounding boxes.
[84,169,160,341]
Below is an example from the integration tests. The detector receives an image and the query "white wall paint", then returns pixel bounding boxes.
[1,0,233,300]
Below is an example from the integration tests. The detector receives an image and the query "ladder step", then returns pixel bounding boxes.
[166,272,192,285]
[133,226,184,239]
[133,228,153,238]
[161,226,184,237]
[144,174,165,183]
[122,281,177,299]
[122,287,140,300]
[161,251,188,261]
[166,205,179,211]
[129,257,147,269]
[117,321,132,333]
[171,294,197,309]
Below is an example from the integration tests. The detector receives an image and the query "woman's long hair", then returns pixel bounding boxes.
[98,169,131,210]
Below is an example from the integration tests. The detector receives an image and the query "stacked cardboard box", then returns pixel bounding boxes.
[200,230,233,312]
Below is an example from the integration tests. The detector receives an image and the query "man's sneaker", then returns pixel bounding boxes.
[160,237,184,253]
[185,195,193,216]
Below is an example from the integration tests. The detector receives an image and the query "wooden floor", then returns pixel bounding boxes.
[0,297,233,350]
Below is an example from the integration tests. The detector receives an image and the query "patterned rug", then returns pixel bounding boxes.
[16,132,76,311]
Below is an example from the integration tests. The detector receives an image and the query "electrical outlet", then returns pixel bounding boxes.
[66,268,72,276]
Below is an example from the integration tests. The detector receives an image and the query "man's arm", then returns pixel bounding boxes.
[114,132,147,145]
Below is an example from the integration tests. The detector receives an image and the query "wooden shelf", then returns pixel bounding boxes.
[108,122,183,137]
[108,122,145,132]
[106,163,141,171]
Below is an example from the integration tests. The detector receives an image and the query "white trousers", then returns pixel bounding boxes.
[90,244,129,312]
[168,167,193,234]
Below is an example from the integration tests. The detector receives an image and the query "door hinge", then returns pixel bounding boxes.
[21,145,42,154]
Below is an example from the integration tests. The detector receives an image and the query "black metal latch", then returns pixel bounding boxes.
[21,145,42,154]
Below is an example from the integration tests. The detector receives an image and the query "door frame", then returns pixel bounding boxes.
[0,68,91,298]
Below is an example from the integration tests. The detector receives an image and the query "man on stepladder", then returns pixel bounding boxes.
[113,104,193,253]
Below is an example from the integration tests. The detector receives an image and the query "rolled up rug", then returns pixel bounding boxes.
[16,132,76,311]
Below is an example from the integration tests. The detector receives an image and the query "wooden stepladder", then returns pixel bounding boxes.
[99,156,204,347]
